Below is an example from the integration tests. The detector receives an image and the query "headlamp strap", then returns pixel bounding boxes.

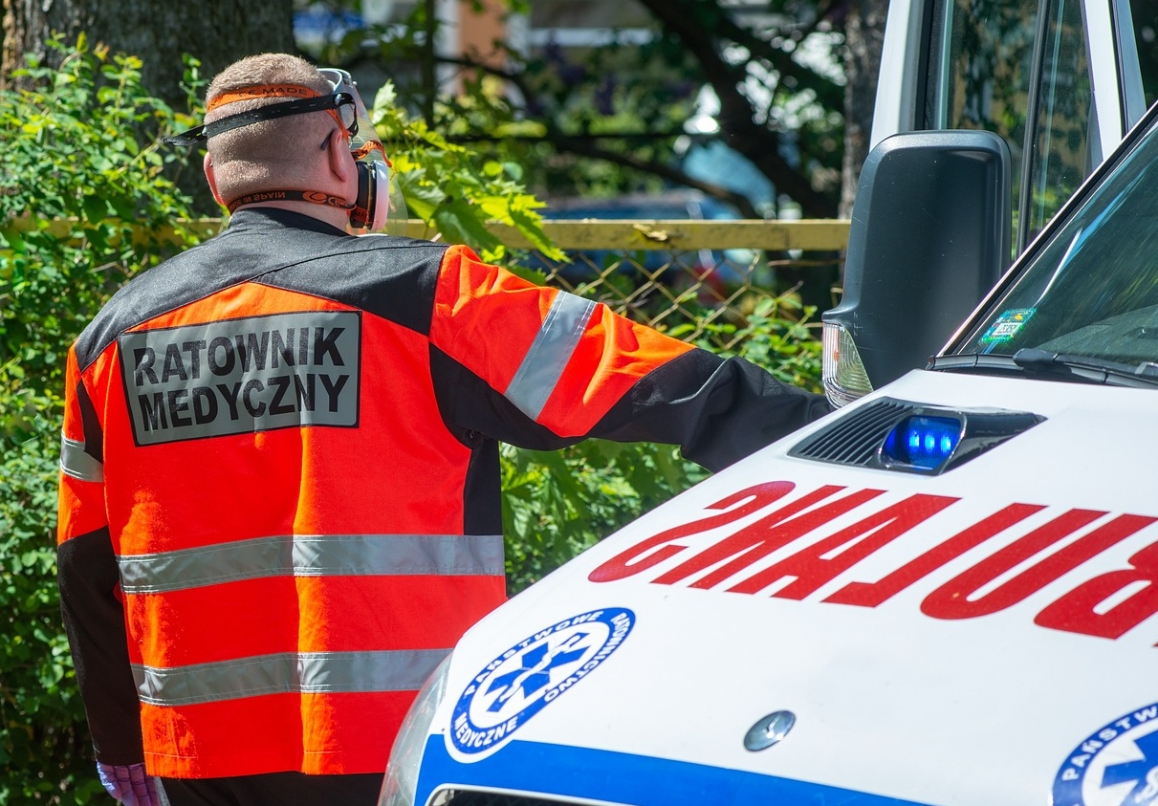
[225,190,354,214]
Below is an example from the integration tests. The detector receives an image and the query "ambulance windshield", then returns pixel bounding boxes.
[953,109,1158,377]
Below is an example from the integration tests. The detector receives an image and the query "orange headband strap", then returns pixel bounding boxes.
[207,84,321,112]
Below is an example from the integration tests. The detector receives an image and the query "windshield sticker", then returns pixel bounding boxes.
[450,608,634,758]
[1053,701,1158,806]
[980,308,1035,345]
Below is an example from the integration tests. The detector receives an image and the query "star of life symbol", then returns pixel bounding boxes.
[449,607,635,757]
[1053,702,1158,806]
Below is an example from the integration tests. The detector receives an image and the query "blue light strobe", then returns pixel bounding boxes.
[882,415,962,470]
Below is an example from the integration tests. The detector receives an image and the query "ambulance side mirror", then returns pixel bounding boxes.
[824,130,1011,388]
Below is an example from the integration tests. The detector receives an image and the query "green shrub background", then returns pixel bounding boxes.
[1,38,203,804]
[0,41,821,802]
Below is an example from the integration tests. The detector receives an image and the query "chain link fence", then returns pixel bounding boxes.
[435,219,851,351]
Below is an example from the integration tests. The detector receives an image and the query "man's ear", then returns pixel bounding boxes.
[326,129,354,185]
[203,154,225,207]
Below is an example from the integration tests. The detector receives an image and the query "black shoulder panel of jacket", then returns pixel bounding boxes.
[257,231,446,335]
[74,209,448,371]
[431,345,582,535]
[57,527,144,764]
[589,348,832,472]
[429,344,583,452]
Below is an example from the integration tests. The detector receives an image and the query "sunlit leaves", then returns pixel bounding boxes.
[373,82,565,262]
[0,37,201,803]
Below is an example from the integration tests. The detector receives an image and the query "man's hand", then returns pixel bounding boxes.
[97,762,160,806]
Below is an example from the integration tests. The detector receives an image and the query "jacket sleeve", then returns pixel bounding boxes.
[57,346,144,765]
[428,246,831,471]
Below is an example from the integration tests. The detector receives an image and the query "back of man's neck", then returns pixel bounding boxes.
[231,200,351,232]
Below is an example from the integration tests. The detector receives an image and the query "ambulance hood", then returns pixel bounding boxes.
[412,370,1158,806]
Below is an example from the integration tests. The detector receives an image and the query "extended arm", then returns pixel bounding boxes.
[429,246,830,470]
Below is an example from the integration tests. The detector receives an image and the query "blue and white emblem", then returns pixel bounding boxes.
[1054,702,1158,806]
[450,607,635,756]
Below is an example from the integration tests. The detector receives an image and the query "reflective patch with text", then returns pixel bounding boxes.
[119,310,360,445]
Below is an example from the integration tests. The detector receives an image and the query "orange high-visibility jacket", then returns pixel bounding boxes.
[57,208,828,779]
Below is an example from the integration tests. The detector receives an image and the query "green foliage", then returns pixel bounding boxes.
[0,36,201,422]
[0,433,105,806]
[370,83,565,264]
[0,36,201,803]
[683,293,824,391]
[503,439,706,594]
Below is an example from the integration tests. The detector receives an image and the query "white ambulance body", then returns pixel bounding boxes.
[378,0,1158,804]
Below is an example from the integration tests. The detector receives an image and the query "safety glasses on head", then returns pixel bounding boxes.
[314,68,396,231]
[315,69,389,163]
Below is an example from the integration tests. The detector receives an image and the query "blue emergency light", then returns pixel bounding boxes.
[788,397,1045,476]
[882,415,962,470]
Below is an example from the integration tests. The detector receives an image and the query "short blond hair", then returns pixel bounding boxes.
[204,53,336,202]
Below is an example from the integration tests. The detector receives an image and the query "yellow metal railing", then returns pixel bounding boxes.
[447,219,850,252]
[2,216,849,250]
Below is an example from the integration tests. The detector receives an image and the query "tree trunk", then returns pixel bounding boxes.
[840,0,887,219]
[2,0,296,213]
[3,0,295,101]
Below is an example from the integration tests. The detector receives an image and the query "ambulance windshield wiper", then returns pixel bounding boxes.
[930,348,1158,388]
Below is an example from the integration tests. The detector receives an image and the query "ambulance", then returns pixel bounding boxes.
[377,0,1158,803]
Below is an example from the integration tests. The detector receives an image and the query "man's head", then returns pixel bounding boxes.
[200,53,358,222]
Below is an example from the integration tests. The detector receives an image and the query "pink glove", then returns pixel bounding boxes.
[97,762,159,806]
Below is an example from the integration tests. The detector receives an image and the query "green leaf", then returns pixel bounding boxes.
[432,198,503,252]
[108,195,136,220]
[509,208,566,262]
[395,171,445,221]
[82,195,107,223]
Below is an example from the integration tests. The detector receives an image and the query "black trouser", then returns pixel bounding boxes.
[157,772,384,806]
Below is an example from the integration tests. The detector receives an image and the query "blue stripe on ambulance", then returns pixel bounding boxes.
[416,736,934,806]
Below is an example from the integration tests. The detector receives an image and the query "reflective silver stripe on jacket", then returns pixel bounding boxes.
[118,533,505,595]
[505,291,597,421]
[60,434,104,483]
[131,648,450,706]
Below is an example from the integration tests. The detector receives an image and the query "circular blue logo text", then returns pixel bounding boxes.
[449,607,635,755]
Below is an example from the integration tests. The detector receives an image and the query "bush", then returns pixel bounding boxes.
[0,435,105,804]
[0,37,201,803]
